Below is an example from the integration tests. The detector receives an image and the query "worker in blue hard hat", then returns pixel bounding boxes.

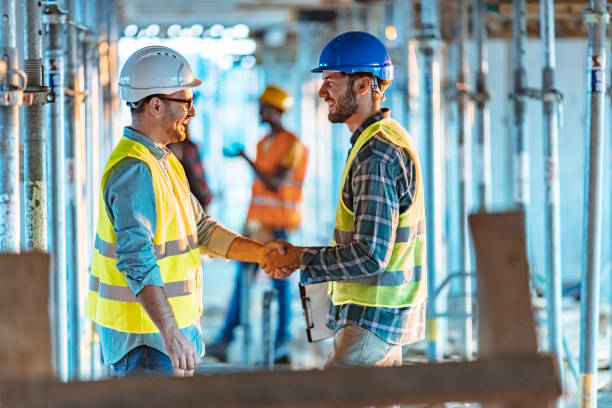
[258,31,427,370]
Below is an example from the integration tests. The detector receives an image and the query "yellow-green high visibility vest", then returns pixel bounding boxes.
[331,118,427,308]
[86,136,202,333]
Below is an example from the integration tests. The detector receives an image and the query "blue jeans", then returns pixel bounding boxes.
[219,229,291,345]
[112,345,174,377]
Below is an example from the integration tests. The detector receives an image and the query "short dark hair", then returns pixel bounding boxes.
[346,72,391,104]
[128,94,158,116]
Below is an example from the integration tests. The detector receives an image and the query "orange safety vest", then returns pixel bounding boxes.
[246,130,308,229]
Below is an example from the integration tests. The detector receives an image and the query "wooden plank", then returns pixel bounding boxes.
[469,212,538,358]
[0,355,561,408]
[0,252,52,380]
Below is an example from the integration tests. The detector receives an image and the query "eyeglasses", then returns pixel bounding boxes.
[155,95,194,111]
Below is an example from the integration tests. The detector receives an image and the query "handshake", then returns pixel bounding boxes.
[258,240,302,279]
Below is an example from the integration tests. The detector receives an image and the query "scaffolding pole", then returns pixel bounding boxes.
[23,0,48,251]
[455,0,473,360]
[0,0,21,252]
[580,2,608,407]
[419,0,444,362]
[511,0,530,212]
[473,0,491,211]
[66,0,86,380]
[540,0,564,406]
[43,0,68,381]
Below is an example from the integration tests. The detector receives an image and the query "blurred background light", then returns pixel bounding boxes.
[146,24,160,37]
[124,24,138,37]
[167,24,181,37]
[210,24,224,37]
[232,24,249,39]
[385,25,397,41]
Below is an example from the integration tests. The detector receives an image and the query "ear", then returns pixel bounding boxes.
[147,96,165,119]
[354,77,371,96]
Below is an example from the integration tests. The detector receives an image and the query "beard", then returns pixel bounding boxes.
[162,113,188,143]
[328,83,358,123]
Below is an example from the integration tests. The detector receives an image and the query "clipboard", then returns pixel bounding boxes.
[299,282,334,342]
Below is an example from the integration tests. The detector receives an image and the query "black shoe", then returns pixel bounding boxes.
[273,341,291,365]
[274,354,291,365]
[205,340,229,363]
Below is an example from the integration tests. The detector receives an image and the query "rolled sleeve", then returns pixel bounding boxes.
[104,159,163,295]
[190,193,239,257]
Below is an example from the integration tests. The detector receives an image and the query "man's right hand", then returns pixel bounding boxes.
[162,327,200,370]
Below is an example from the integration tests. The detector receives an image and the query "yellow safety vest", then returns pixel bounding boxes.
[86,136,202,333]
[331,118,427,308]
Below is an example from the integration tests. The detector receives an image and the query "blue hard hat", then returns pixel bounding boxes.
[311,31,393,81]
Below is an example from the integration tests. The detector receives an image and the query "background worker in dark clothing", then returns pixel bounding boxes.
[169,126,213,213]
[207,85,308,363]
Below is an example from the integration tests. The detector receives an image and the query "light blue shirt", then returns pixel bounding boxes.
[97,127,237,365]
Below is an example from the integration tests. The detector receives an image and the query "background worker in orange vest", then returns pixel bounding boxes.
[208,85,308,363]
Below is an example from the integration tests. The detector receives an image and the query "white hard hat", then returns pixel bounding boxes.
[119,45,202,102]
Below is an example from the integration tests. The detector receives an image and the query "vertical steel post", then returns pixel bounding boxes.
[419,0,443,362]
[511,0,530,212]
[43,1,68,381]
[540,0,564,405]
[473,0,491,211]
[262,289,277,370]
[456,0,473,360]
[239,263,254,366]
[23,0,48,251]
[66,0,86,380]
[581,2,608,407]
[0,0,21,252]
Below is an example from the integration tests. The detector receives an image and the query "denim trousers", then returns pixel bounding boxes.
[112,345,174,377]
[219,228,291,346]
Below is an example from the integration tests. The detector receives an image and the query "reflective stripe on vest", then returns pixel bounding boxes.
[86,136,202,334]
[89,276,195,302]
[330,118,427,308]
[246,130,308,229]
[95,233,199,260]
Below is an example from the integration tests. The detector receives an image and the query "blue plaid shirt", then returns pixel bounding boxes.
[300,109,426,346]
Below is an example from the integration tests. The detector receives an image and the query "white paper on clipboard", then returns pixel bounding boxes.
[299,282,334,342]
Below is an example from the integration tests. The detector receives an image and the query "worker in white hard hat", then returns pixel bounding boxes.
[85,46,284,377]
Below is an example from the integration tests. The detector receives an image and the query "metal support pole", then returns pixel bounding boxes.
[23,0,48,251]
[540,1,564,405]
[511,0,530,212]
[66,0,86,380]
[0,0,21,252]
[473,0,491,211]
[239,263,254,366]
[419,0,443,362]
[456,0,473,361]
[262,289,277,370]
[580,2,608,407]
[43,0,68,381]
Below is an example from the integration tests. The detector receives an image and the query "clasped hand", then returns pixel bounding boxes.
[259,239,301,279]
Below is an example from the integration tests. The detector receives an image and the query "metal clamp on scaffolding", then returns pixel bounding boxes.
[583,7,610,24]
[42,2,67,25]
[0,59,27,106]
